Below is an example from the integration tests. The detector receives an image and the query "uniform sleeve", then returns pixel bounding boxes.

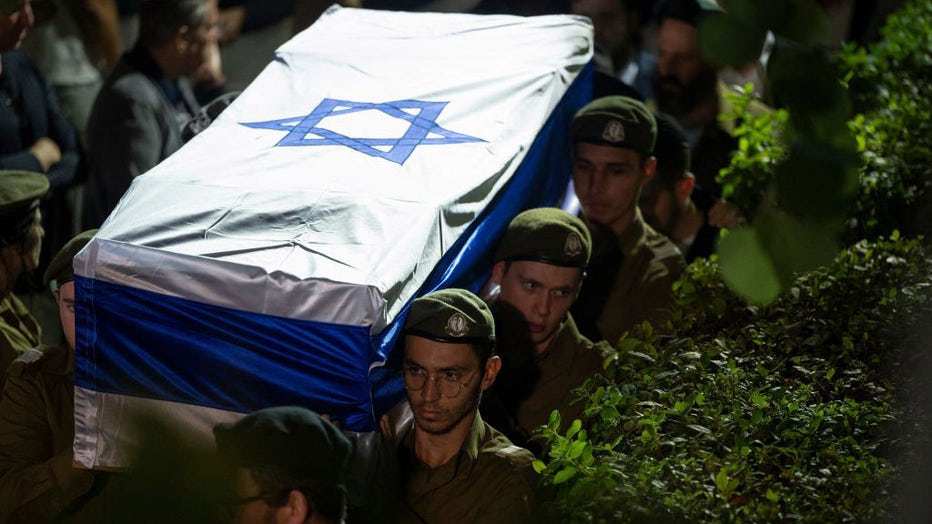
[0,370,94,523]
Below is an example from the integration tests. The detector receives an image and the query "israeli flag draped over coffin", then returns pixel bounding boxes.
[72,6,593,468]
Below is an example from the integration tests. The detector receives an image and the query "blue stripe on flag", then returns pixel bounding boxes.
[74,276,374,430]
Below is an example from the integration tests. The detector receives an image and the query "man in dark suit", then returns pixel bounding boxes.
[85,0,220,227]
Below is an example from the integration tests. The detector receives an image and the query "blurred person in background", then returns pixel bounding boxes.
[0,0,83,274]
[84,0,221,228]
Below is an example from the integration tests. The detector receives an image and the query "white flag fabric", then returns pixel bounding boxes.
[72,6,593,469]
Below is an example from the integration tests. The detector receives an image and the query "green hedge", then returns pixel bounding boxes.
[535,234,931,522]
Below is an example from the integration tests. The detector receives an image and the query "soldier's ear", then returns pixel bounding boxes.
[480,355,502,391]
[675,172,696,203]
[278,489,309,524]
[491,261,506,285]
[642,155,657,181]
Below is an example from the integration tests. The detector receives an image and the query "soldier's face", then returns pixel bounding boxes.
[55,281,76,350]
[492,260,582,353]
[573,142,655,236]
[403,336,499,436]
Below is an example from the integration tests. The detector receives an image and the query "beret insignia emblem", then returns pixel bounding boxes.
[445,312,469,337]
[564,232,583,257]
[601,119,625,143]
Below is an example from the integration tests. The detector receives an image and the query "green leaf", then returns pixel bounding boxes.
[553,466,578,485]
[775,0,830,44]
[629,351,656,363]
[699,12,766,68]
[751,392,770,408]
[548,410,562,431]
[532,460,547,474]
[566,419,582,439]
[591,386,606,404]
[717,226,782,304]
[715,468,730,493]
[687,424,713,435]
[756,208,840,284]
[765,488,779,502]
[776,141,860,221]
[601,405,621,422]
[567,440,587,460]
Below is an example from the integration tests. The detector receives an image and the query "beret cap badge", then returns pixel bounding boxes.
[445,312,470,337]
[564,232,583,257]
[601,120,626,143]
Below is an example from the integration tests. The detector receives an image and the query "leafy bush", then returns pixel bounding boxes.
[838,0,932,241]
[717,86,789,219]
[535,234,932,522]
[718,0,932,242]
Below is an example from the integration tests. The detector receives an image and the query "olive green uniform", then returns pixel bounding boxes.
[0,343,103,523]
[514,315,611,438]
[398,411,536,524]
[572,209,686,345]
[0,293,42,389]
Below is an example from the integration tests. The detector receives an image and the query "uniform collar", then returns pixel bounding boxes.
[585,208,648,259]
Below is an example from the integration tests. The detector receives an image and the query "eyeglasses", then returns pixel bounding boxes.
[402,367,479,399]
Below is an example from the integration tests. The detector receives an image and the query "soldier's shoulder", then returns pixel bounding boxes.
[493,443,536,466]
[6,345,68,378]
[481,423,536,466]
[643,225,686,265]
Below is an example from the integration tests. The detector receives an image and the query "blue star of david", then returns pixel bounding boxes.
[241,98,485,165]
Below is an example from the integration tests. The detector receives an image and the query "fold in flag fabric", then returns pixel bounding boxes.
[72,5,593,469]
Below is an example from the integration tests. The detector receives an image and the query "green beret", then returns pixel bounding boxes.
[404,288,494,345]
[214,406,352,485]
[571,96,657,156]
[44,229,97,289]
[0,171,48,246]
[494,207,591,268]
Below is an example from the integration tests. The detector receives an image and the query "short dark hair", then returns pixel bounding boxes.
[250,468,347,522]
[138,0,210,48]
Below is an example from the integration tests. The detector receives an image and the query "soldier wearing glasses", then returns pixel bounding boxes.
[387,288,537,523]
